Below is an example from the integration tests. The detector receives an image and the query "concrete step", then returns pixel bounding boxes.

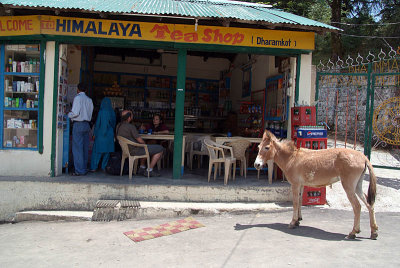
[1,176,292,222]
[14,201,294,223]
[14,211,93,222]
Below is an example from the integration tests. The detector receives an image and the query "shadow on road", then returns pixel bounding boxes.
[365,174,400,190]
[234,222,368,241]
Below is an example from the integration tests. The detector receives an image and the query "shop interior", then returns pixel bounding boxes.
[71,45,290,136]
[60,44,291,176]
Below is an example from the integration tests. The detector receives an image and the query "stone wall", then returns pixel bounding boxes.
[316,72,399,143]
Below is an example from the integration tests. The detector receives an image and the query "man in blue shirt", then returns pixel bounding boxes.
[68,83,94,176]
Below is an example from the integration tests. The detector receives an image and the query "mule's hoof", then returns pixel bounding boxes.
[370,233,378,240]
[346,234,356,239]
[295,220,300,226]
[288,223,296,229]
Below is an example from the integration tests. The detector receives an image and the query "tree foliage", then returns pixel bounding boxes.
[242,0,400,64]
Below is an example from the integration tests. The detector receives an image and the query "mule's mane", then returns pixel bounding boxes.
[279,139,297,153]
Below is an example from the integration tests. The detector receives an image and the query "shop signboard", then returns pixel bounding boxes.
[0,16,40,35]
[0,15,315,50]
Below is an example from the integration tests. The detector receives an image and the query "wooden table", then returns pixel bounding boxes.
[215,136,274,184]
[140,134,186,174]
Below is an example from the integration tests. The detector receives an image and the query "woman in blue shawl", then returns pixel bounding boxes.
[90,97,116,171]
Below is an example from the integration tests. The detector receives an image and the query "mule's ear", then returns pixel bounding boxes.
[267,130,277,141]
[263,129,277,141]
[271,138,281,150]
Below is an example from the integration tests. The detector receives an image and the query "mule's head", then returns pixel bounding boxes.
[254,130,278,170]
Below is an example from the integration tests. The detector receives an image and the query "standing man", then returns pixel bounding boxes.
[117,110,163,177]
[68,83,94,176]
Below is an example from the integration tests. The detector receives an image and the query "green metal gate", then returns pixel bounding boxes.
[316,50,400,170]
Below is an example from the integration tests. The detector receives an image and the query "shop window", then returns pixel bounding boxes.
[1,44,41,150]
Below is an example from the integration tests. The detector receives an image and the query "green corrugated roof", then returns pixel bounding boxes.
[0,0,339,31]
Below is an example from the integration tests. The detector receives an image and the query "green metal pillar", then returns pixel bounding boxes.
[38,40,46,154]
[315,72,320,122]
[364,63,372,158]
[295,54,301,105]
[172,49,187,179]
[50,41,59,177]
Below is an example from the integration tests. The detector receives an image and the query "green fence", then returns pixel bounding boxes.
[316,51,400,170]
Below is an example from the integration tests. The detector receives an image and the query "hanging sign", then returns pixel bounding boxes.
[0,15,315,50]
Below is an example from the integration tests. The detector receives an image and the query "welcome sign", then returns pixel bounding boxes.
[0,15,315,50]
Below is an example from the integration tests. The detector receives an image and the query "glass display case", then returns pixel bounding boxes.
[1,44,41,149]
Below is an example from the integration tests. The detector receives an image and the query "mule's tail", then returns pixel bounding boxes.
[366,158,377,206]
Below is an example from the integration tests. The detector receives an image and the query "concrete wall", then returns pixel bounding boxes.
[298,53,313,106]
[310,64,316,106]
[229,53,313,112]
[230,54,282,112]
[0,42,56,176]
[67,45,82,85]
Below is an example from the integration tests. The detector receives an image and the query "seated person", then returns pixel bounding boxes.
[140,114,169,134]
[116,110,164,177]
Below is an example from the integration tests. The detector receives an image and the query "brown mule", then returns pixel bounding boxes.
[254,130,378,240]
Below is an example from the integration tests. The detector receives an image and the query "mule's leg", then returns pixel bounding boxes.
[298,186,304,222]
[342,179,361,239]
[289,183,301,229]
[355,178,378,240]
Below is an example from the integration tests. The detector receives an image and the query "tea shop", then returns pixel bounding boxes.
[0,2,337,178]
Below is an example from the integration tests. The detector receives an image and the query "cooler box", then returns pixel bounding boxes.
[296,126,327,149]
[302,186,326,205]
[297,127,327,138]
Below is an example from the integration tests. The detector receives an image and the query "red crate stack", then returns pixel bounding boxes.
[297,138,327,149]
[296,126,327,206]
[291,106,316,139]
[302,187,326,206]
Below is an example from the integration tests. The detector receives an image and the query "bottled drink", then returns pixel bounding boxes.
[313,141,318,149]
[29,58,33,73]
[7,57,12,72]
[33,59,37,73]
[305,141,311,148]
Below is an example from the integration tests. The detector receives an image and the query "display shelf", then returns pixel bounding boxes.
[265,73,289,122]
[93,72,118,85]
[5,128,37,130]
[1,44,41,150]
[92,71,220,130]
[2,147,38,150]
[4,108,39,111]
[147,86,172,91]
[264,116,282,121]
[93,71,218,97]
[120,74,146,88]
[5,72,40,76]
[5,92,39,94]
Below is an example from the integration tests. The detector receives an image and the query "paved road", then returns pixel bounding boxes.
[0,207,399,267]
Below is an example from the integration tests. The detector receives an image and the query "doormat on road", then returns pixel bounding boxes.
[123,217,205,242]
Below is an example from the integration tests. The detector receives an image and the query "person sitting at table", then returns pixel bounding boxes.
[140,114,169,134]
[116,110,163,177]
